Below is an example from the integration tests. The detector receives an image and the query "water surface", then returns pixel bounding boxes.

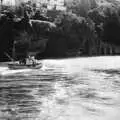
[0,56,120,120]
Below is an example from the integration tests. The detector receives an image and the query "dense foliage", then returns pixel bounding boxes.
[1,0,120,61]
[88,4,120,45]
[53,12,97,56]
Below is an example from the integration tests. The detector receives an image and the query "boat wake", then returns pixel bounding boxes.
[0,66,31,76]
[0,62,47,76]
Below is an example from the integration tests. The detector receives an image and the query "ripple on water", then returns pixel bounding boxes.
[0,58,120,120]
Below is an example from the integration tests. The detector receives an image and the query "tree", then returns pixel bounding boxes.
[54,11,97,56]
[88,4,120,45]
[66,0,97,17]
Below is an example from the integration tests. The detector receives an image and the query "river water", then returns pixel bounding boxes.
[0,56,120,120]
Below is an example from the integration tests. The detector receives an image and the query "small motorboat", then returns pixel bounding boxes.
[5,41,42,70]
[8,62,42,70]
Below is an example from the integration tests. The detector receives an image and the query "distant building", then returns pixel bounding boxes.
[35,0,66,10]
[2,0,27,6]
[47,0,66,10]
[2,0,15,6]
[64,0,97,9]
[2,0,66,10]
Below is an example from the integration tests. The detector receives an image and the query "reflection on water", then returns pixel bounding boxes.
[0,57,120,120]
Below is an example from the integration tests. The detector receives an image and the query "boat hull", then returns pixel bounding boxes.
[8,63,42,69]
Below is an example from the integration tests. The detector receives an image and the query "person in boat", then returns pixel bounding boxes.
[19,58,26,65]
[19,56,36,65]
[31,56,36,65]
[26,56,36,65]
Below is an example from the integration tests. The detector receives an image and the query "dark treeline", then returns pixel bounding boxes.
[1,0,120,61]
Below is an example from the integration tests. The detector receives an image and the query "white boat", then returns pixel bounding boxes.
[5,41,42,70]
[8,62,42,70]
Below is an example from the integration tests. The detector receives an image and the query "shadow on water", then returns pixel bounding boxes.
[91,69,120,76]
[91,68,120,88]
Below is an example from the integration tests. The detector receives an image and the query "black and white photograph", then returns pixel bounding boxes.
[0,0,120,120]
